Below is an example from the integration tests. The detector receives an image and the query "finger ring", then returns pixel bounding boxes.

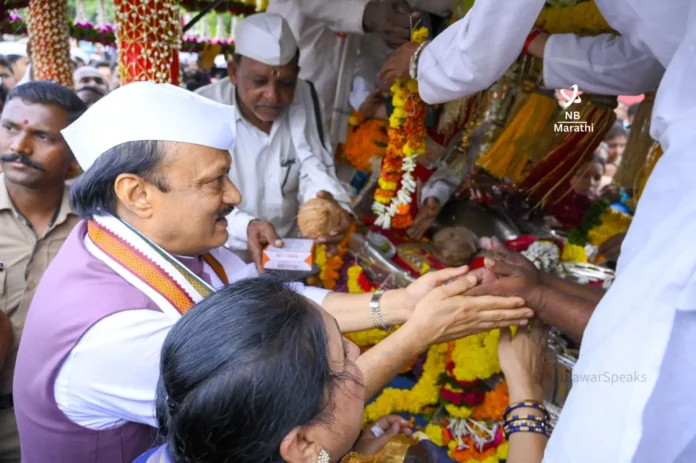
[371,424,385,437]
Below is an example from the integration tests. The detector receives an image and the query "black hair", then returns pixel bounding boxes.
[628,103,639,117]
[591,154,606,172]
[69,140,170,218]
[6,54,24,66]
[606,121,629,140]
[7,81,86,123]
[94,60,111,70]
[0,56,13,72]
[156,277,347,463]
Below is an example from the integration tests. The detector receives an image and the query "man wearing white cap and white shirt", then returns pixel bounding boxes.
[196,13,355,269]
[12,81,533,462]
[267,0,452,143]
[381,1,696,462]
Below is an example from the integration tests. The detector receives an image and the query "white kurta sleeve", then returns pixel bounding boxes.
[294,0,371,35]
[226,207,257,250]
[54,309,173,429]
[417,0,547,105]
[421,179,457,206]
[292,82,353,212]
[234,262,332,306]
[350,33,391,111]
[543,33,665,95]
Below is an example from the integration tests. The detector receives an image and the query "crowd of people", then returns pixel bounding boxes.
[0,0,694,462]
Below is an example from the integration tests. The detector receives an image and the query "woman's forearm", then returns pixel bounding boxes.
[322,288,410,333]
[506,385,548,463]
[355,322,428,402]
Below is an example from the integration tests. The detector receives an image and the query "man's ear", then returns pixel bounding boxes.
[278,426,323,463]
[113,173,154,219]
[227,59,238,86]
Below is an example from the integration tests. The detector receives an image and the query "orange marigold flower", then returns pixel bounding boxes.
[392,214,413,229]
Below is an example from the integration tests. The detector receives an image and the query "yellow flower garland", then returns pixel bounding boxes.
[588,208,632,247]
[450,331,502,382]
[372,26,428,229]
[535,0,613,35]
[561,243,589,263]
[363,343,448,423]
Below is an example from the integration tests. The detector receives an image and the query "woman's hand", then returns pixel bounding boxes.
[408,273,534,345]
[498,323,548,402]
[353,415,412,456]
[403,266,469,315]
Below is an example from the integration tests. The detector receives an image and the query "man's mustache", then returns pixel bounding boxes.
[217,206,234,219]
[0,153,47,172]
[256,104,285,110]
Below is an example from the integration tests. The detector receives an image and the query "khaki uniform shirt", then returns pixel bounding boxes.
[0,174,79,394]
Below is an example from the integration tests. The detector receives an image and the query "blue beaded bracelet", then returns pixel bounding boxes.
[503,423,550,439]
[504,400,549,420]
[505,414,547,424]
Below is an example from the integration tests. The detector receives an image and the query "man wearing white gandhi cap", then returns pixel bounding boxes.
[196,13,354,270]
[12,82,533,462]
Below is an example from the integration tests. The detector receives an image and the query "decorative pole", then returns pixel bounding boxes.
[215,13,226,40]
[75,0,88,22]
[27,0,73,87]
[114,0,182,85]
[97,0,108,25]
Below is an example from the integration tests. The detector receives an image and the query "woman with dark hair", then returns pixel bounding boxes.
[135,276,547,463]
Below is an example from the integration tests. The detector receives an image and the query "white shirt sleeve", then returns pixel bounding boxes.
[293,82,353,212]
[350,34,391,111]
[417,0,546,104]
[293,0,372,35]
[421,179,457,206]
[226,208,257,251]
[543,33,665,95]
[54,309,173,430]
[55,289,330,430]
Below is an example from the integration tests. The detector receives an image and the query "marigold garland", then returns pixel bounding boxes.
[313,224,356,290]
[450,331,502,383]
[561,243,589,263]
[363,343,448,423]
[372,27,428,229]
[587,208,632,247]
[535,0,612,35]
[344,112,389,173]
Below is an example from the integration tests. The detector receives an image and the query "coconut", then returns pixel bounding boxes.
[432,226,480,267]
[297,197,342,239]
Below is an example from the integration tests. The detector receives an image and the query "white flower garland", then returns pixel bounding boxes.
[372,156,418,229]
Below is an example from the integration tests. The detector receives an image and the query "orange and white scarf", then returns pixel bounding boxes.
[83,214,244,320]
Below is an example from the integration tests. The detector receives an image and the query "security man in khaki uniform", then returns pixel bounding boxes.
[0,82,85,462]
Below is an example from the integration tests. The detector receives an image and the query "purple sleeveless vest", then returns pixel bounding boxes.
[14,221,167,463]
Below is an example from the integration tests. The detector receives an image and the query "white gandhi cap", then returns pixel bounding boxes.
[234,13,298,66]
[62,82,237,171]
